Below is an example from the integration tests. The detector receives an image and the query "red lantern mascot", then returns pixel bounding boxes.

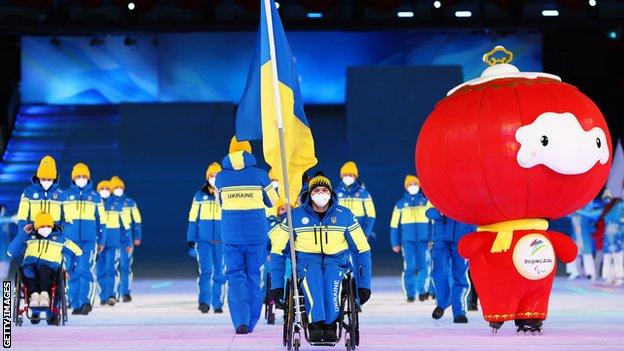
[416,46,612,334]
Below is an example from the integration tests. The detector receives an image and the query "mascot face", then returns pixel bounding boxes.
[415,48,611,226]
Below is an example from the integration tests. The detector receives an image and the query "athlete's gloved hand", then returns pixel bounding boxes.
[269,288,284,304]
[358,288,371,305]
[187,241,196,249]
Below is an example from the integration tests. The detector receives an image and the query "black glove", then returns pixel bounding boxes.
[187,241,196,249]
[358,288,371,305]
[269,288,284,304]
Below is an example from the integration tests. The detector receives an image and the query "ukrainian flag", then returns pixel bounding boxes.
[236,0,317,204]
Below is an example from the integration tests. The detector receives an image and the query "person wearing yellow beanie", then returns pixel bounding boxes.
[217,135,280,334]
[16,155,73,258]
[66,163,107,315]
[108,175,142,303]
[7,211,82,312]
[336,161,376,238]
[97,180,111,199]
[187,161,225,314]
[390,174,435,303]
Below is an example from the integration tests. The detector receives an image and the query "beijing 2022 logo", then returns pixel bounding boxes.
[512,234,555,280]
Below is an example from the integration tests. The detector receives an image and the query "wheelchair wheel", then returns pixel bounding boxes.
[13,271,22,327]
[347,277,359,348]
[58,269,68,325]
[293,338,300,351]
[283,280,294,350]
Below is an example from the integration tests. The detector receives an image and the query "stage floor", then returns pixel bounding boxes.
[9,277,624,351]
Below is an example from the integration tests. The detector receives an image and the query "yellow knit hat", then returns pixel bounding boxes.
[309,173,332,192]
[36,155,57,180]
[206,162,222,180]
[110,176,125,190]
[97,180,110,192]
[340,161,358,178]
[229,136,252,154]
[71,163,91,180]
[404,175,419,189]
[34,211,54,230]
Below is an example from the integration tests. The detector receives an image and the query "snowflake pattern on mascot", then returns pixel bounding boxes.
[416,46,612,334]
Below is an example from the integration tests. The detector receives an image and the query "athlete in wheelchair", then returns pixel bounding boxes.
[8,212,82,326]
[268,172,372,350]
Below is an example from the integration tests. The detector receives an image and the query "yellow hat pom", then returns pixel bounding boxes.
[340,161,358,178]
[110,176,125,190]
[206,162,222,180]
[71,163,91,180]
[97,180,110,192]
[36,155,57,180]
[229,136,252,154]
[34,211,54,230]
[404,175,419,189]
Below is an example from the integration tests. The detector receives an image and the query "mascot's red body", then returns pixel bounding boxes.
[416,47,612,331]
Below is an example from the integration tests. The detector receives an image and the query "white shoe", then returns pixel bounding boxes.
[29,292,41,307]
[568,272,580,281]
[615,279,624,287]
[39,291,50,308]
[589,274,597,282]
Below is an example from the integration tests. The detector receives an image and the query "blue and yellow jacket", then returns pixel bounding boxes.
[336,181,375,237]
[187,186,222,242]
[16,179,72,236]
[603,202,624,253]
[425,208,476,243]
[269,197,372,290]
[390,192,432,246]
[7,228,82,271]
[215,151,279,245]
[119,195,142,241]
[103,197,131,248]
[66,182,107,245]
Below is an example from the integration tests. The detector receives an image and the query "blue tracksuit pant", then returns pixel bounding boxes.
[432,240,469,317]
[120,249,134,296]
[298,252,348,324]
[67,241,97,309]
[195,241,225,309]
[402,241,431,297]
[224,243,266,332]
[97,248,120,302]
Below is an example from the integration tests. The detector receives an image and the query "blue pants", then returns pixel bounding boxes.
[195,242,225,309]
[224,243,266,332]
[298,252,348,324]
[96,248,120,302]
[67,241,97,309]
[120,249,133,296]
[432,240,469,317]
[401,241,431,297]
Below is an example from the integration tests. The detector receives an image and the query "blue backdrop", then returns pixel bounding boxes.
[21,31,542,104]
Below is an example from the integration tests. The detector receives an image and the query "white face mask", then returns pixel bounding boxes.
[311,192,331,208]
[75,178,89,188]
[99,190,110,199]
[407,185,420,195]
[113,188,124,197]
[342,176,355,187]
[38,227,52,237]
[40,180,53,191]
[208,177,216,187]
[272,180,279,189]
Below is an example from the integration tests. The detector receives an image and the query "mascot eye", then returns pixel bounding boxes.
[596,138,602,148]
[540,135,549,146]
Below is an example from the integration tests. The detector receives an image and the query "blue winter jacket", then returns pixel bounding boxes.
[103,196,131,248]
[7,228,82,271]
[120,196,142,241]
[187,187,221,242]
[603,201,624,253]
[425,208,476,243]
[66,182,107,245]
[269,196,372,290]
[216,151,279,245]
[390,192,432,246]
[16,179,72,238]
[335,181,376,236]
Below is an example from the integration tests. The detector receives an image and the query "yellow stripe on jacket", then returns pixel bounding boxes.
[270,223,370,255]
[188,200,221,221]
[219,186,266,210]
[24,238,82,264]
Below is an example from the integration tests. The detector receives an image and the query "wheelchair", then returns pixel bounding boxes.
[13,264,68,326]
[264,273,276,325]
[282,273,360,351]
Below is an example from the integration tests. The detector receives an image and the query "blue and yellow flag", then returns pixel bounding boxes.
[236,0,317,204]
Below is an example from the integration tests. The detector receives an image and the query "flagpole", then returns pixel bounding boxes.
[262,0,303,327]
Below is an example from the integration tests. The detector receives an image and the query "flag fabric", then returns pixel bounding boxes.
[236,0,317,204]
[606,139,624,198]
